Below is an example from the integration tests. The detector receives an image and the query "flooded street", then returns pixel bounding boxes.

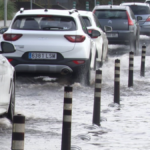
[1,35,150,150]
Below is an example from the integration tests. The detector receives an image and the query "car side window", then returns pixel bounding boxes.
[129,9,135,20]
[93,14,104,31]
[78,15,88,34]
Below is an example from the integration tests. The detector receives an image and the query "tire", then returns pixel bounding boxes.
[105,46,109,62]
[84,65,92,86]
[73,59,92,86]
[98,48,104,68]
[7,81,15,122]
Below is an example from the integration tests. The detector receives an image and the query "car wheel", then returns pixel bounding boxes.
[99,47,104,68]
[84,64,92,86]
[105,46,109,62]
[73,59,92,86]
[135,37,139,55]
[7,81,15,122]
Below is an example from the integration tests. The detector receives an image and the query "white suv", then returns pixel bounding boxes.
[2,8,97,85]
[79,10,108,68]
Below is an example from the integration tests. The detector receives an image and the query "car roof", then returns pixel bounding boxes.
[15,8,79,17]
[121,2,149,6]
[94,5,129,10]
[78,10,92,16]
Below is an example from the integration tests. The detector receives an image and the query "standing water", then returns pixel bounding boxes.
[0,36,150,150]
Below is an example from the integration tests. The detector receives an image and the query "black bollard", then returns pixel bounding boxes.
[61,86,73,150]
[11,114,25,150]
[114,59,120,104]
[92,69,102,126]
[128,51,134,87]
[140,45,146,77]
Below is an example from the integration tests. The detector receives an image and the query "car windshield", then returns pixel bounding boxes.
[11,15,76,31]
[95,10,127,19]
[82,16,92,27]
[129,5,150,15]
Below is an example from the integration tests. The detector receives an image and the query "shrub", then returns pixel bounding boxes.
[0,0,16,20]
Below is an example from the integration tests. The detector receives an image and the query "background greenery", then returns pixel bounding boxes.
[0,0,16,20]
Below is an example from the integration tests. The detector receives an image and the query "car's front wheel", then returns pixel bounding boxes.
[7,80,15,122]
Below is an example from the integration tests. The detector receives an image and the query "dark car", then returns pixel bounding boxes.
[121,3,150,36]
[0,27,8,34]
[93,5,140,53]
[145,0,150,5]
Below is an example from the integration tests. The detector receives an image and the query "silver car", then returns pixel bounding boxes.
[93,5,140,52]
[79,10,109,68]
[121,2,150,36]
[145,0,150,5]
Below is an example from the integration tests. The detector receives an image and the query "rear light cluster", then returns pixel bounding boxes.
[3,34,22,41]
[7,58,13,62]
[146,17,150,22]
[126,11,134,26]
[64,35,85,42]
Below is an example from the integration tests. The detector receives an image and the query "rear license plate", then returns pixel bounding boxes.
[29,52,57,60]
[106,33,118,38]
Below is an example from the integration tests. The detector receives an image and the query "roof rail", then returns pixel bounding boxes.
[44,8,48,12]
[20,8,24,13]
[69,9,78,14]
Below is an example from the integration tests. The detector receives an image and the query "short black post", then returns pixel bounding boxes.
[61,86,73,150]
[11,114,25,150]
[140,45,146,77]
[92,69,102,126]
[128,51,134,87]
[114,59,120,104]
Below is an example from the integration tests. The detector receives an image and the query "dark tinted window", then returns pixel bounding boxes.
[95,10,128,19]
[12,15,76,31]
[93,14,103,30]
[82,17,92,27]
[129,9,135,19]
[145,1,150,4]
[0,28,8,34]
[129,5,150,15]
[78,15,88,34]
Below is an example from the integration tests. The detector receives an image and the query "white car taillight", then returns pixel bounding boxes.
[64,35,86,42]
[3,34,22,41]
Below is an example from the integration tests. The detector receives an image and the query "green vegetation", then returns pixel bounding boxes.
[0,0,16,20]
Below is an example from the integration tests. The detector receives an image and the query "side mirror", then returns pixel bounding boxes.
[137,16,142,21]
[1,42,16,53]
[104,26,112,32]
[90,30,101,38]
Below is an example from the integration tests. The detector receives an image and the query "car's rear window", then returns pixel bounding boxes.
[128,5,150,15]
[11,15,76,31]
[146,1,150,4]
[82,16,92,27]
[95,10,127,19]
